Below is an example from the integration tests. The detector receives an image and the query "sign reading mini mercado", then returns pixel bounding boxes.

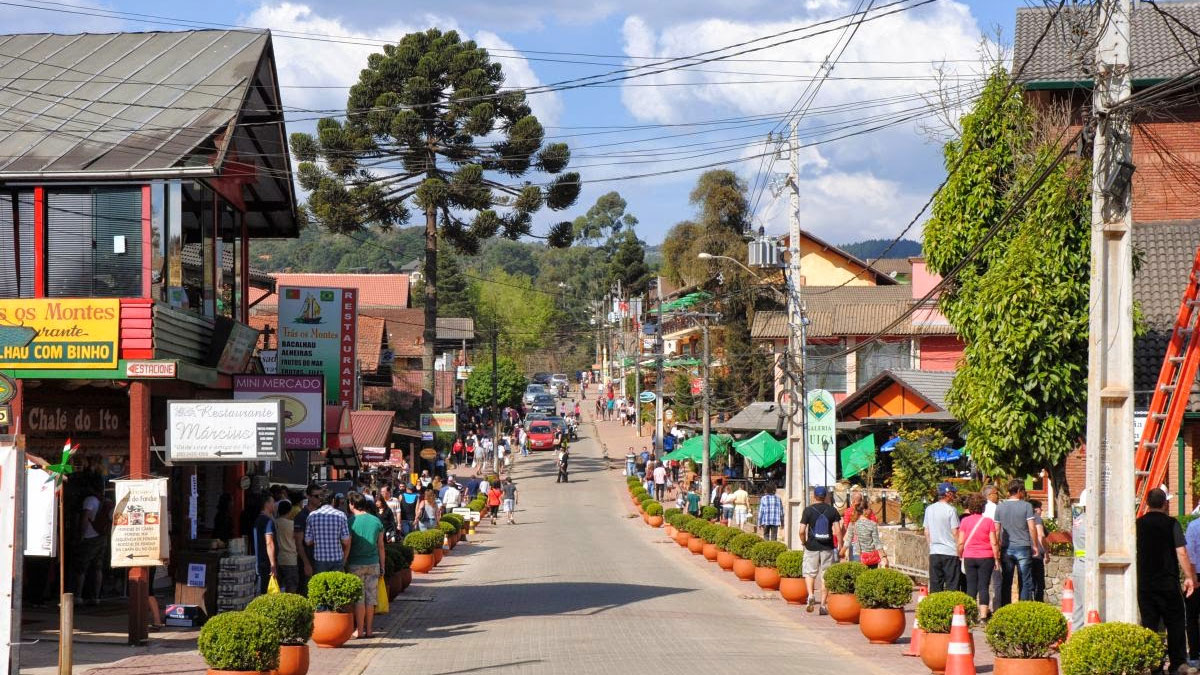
[0,298,119,369]
[110,478,169,568]
[233,375,324,451]
[277,286,357,408]
[166,400,283,462]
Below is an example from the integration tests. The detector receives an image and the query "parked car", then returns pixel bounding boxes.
[530,393,556,414]
[545,416,569,437]
[524,412,549,427]
[523,383,547,406]
[526,421,559,451]
[550,373,569,389]
[531,372,552,385]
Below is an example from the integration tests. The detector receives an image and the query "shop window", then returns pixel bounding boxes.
[0,191,35,298]
[45,188,142,298]
[806,341,847,393]
[856,339,912,385]
[180,181,216,316]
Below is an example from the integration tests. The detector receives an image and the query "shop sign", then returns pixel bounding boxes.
[639,391,657,403]
[259,349,278,374]
[420,447,436,460]
[0,438,20,671]
[110,478,168,568]
[233,375,324,450]
[277,286,357,408]
[0,406,9,426]
[806,389,837,488]
[24,463,55,556]
[166,400,283,462]
[0,298,119,369]
[25,405,125,437]
[419,413,456,433]
[125,361,177,379]
[456,365,472,381]
[0,374,15,404]
[216,322,260,374]
[361,446,387,463]
[690,377,705,396]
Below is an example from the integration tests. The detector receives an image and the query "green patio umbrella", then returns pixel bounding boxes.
[733,431,786,468]
[662,434,732,461]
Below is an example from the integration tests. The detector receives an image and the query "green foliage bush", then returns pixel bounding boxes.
[429,530,445,549]
[198,610,280,671]
[665,513,683,528]
[697,522,721,543]
[712,525,741,550]
[700,505,719,520]
[443,513,465,530]
[685,517,708,536]
[307,571,363,612]
[664,507,682,519]
[749,541,788,568]
[1060,622,1164,675]
[404,530,440,554]
[645,502,663,517]
[384,543,414,575]
[823,561,868,594]
[729,533,763,559]
[245,592,313,645]
[776,550,805,578]
[985,601,1067,659]
[439,520,457,536]
[854,568,913,609]
[917,591,979,633]
[675,514,696,531]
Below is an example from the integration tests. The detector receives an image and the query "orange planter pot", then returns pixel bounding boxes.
[276,644,310,675]
[648,515,663,528]
[207,671,266,675]
[779,577,808,604]
[675,532,690,547]
[702,543,719,561]
[386,572,403,601]
[994,658,1057,675]
[665,525,677,538]
[859,608,906,644]
[433,549,444,565]
[920,632,975,675]
[400,569,412,591]
[826,593,861,625]
[687,536,705,554]
[311,611,354,648]
[717,551,736,570]
[411,553,434,574]
[754,566,781,590]
[733,557,756,580]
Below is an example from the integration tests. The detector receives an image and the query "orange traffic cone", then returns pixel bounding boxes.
[1086,609,1101,626]
[903,585,928,657]
[1061,578,1075,639]
[944,604,976,675]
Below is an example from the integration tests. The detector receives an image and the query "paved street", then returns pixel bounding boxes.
[361,411,930,675]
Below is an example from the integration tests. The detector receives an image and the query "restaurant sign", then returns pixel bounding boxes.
[167,400,283,462]
[0,299,119,369]
[419,413,456,433]
[110,478,169,568]
[277,287,357,408]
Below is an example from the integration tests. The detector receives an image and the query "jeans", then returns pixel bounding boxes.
[626,461,636,476]
[963,557,995,608]
[314,560,343,574]
[1141,584,1187,672]
[1031,557,1046,602]
[654,483,665,500]
[400,521,413,537]
[761,525,779,541]
[1000,545,1035,606]
[929,554,961,593]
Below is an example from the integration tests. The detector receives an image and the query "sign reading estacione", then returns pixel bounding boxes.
[166,400,283,462]
[110,478,168,568]
[805,389,837,489]
[0,299,119,369]
[277,286,357,408]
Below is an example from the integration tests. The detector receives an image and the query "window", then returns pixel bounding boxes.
[806,341,847,393]
[45,188,142,298]
[856,339,912,385]
[0,191,35,298]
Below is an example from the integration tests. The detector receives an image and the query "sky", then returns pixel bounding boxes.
[1,0,1032,246]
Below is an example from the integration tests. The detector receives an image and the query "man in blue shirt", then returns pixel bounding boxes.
[662,433,676,454]
[757,482,783,541]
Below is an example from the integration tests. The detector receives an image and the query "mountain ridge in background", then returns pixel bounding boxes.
[841,238,922,260]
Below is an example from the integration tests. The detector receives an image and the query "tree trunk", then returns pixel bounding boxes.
[422,206,438,413]
[1049,459,1072,530]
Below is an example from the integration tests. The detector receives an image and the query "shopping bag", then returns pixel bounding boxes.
[266,575,280,594]
[375,578,389,614]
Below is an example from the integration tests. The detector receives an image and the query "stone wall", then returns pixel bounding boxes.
[1042,554,1074,606]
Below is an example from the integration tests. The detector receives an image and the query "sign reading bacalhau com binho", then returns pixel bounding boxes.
[166,400,283,462]
[0,298,119,369]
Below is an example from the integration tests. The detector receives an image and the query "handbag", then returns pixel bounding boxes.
[860,550,881,566]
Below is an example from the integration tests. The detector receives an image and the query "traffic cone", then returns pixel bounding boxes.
[903,585,928,657]
[1086,609,1101,626]
[944,604,976,675]
[1061,578,1075,639]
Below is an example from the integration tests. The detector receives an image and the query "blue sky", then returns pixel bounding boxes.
[3,0,1026,246]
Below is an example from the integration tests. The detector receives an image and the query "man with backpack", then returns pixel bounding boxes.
[798,486,842,615]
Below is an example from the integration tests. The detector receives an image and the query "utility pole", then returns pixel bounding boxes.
[701,320,712,505]
[491,325,499,475]
[655,277,665,452]
[783,117,809,550]
[1084,0,1136,624]
[635,295,643,436]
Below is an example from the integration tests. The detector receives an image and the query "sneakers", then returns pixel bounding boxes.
[805,598,816,613]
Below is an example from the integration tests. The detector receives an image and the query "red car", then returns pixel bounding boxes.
[527,422,559,451]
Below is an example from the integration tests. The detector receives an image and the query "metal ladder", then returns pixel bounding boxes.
[1134,245,1200,516]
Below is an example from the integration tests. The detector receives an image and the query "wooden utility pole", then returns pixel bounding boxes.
[1084,0,1137,624]
[783,117,809,550]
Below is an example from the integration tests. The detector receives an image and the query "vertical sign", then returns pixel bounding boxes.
[110,478,167,568]
[0,439,22,674]
[24,465,55,556]
[806,389,837,489]
[277,286,358,407]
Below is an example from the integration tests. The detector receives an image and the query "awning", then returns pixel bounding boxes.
[323,405,358,470]
[662,434,733,462]
[732,431,786,468]
[660,291,714,312]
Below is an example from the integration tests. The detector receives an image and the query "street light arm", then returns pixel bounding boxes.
[698,252,759,278]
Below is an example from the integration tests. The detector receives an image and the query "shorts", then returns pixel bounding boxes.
[733,506,749,525]
[802,549,838,579]
[348,564,379,607]
[502,498,515,513]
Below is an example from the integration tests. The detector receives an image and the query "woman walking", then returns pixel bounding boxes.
[415,489,440,532]
[958,493,1000,619]
[842,502,887,569]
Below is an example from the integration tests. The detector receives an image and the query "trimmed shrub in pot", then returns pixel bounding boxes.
[1060,622,1164,675]
[775,550,807,604]
[749,541,787,590]
[823,561,867,625]
[700,504,719,521]
[245,593,312,675]
[645,501,664,527]
[917,590,979,674]
[307,571,362,647]
[697,523,721,560]
[198,610,280,674]
[729,533,762,580]
[384,543,414,597]
[713,526,740,570]
[985,601,1067,675]
[664,508,682,519]
[853,568,913,644]
[404,531,439,573]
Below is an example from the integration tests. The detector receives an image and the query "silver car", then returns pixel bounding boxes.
[523,383,546,406]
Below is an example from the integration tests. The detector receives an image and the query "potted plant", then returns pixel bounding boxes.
[684,517,705,554]
[917,590,979,673]
[197,610,280,675]
[729,533,763,580]
[674,515,694,547]
[306,571,362,649]
[439,520,458,549]
[404,531,438,573]
[985,601,1067,675]
[443,514,466,542]
[663,508,682,536]
[1060,622,1164,675]
[696,523,720,561]
[775,550,807,604]
[645,501,664,528]
[853,568,913,644]
[748,541,787,590]
[823,561,867,625]
[384,543,414,598]
[245,593,313,675]
[713,526,740,570]
[430,531,447,565]
[700,504,719,521]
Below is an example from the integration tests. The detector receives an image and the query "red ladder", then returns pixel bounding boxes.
[1135,245,1200,516]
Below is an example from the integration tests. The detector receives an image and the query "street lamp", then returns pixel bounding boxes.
[698,251,759,278]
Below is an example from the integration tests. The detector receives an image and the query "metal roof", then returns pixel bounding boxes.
[716,401,785,433]
[750,285,957,339]
[836,368,955,419]
[1131,219,1200,410]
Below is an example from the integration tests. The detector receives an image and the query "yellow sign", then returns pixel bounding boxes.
[0,299,120,369]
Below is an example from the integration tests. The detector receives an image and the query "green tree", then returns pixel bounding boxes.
[477,238,541,278]
[606,230,652,295]
[923,68,1090,516]
[475,269,556,364]
[411,244,477,319]
[464,355,526,408]
[572,191,637,244]
[890,427,948,524]
[291,29,581,409]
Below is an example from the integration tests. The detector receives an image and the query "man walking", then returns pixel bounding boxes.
[798,486,842,615]
[252,495,277,595]
[625,447,636,477]
[995,479,1039,606]
[757,482,783,541]
[1185,501,1200,668]
[652,461,667,501]
[1138,488,1195,675]
[502,477,518,525]
[924,482,960,593]
[557,447,570,483]
[304,490,351,573]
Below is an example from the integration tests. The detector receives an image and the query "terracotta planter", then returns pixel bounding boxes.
[920,631,975,675]
[687,536,705,554]
[702,543,719,561]
[717,551,736,570]
[675,531,690,547]
[641,512,649,524]
[411,553,434,574]
[648,515,663,528]
[311,611,354,648]
[994,657,1057,675]
[826,593,861,625]
[733,557,756,580]
[754,566,781,591]
[779,577,808,604]
[276,644,310,675]
[433,549,444,565]
[206,670,266,675]
[859,608,906,644]
[386,572,403,601]
[400,568,412,591]
[665,524,677,538]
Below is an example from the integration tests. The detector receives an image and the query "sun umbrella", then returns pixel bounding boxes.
[733,431,786,468]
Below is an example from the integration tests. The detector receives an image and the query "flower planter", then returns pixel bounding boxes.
[733,557,756,581]
[702,543,719,561]
[386,572,403,601]
[641,513,649,524]
[994,657,1057,675]
[312,611,354,648]
[675,532,690,547]
[648,515,663,528]
[665,524,677,538]
[920,631,974,675]
[411,553,434,574]
[779,577,808,604]
[433,549,444,565]
[276,644,310,675]
[826,593,861,625]
[687,536,705,555]
[206,670,267,675]
[859,608,906,644]
[717,551,736,570]
[754,567,781,591]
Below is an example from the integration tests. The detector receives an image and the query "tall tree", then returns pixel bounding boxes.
[572,191,638,244]
[606,230,652,296]
[475,269,557,364]
[411,244,477,319]
[291,29,581,409]
[464,355,526,408]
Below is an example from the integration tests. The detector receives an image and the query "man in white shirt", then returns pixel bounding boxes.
[652,463,668,501]
[442,480,462,509]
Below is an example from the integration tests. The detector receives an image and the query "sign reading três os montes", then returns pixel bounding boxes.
[110,478,168,568]
[0,299,119,369]
[277,286,357,408]
[233,375,325,451]
[166,400,283,462]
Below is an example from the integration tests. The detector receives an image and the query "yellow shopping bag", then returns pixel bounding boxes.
[375,577,389,614]
[266,575,280,594]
